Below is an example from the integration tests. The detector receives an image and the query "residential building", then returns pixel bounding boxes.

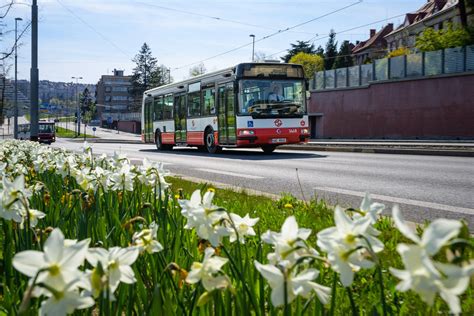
[95,69,134,121]
[352,24,394,65]
[385,0,473,52]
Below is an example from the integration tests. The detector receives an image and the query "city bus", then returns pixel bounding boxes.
[141,62,310,154]
[18,121,56,144]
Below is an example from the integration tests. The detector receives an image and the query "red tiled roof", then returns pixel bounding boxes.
[352,24,394,54]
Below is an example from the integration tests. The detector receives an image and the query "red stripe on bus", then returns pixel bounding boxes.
[161,133,175,144]
[187,132,205,145]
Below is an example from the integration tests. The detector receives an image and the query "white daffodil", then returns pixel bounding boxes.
[392,205,462,256]
[0,174,31,223]
[13,228,90,296]
[358,193,385,224]
[254,261,331,307]
[39,279,94,316]
[262,216,315,267]
[317,206,384,287]
[108,164,135,191]
[20,208,46,228]
[228,213,259,244]
[390,206,474,315]
[132,221,164,254]
[179,190,229,246]
[186,247,229,292]
[86,246,139,294]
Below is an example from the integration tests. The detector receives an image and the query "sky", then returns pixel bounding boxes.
[1,0,427,84]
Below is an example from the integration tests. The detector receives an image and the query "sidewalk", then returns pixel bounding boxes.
[56,121,141,142]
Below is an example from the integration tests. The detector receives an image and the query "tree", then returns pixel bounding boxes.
[324,30,338,70]
[315,45,324,58]
[189,63,207,77]
[333,40,354,68]
[387,47,410,58]
[79,88,95,122]
[281,40,316,63]
[254,51,268,62]
[130,43,166,98]
[289,52,324,79]
[416,24,471,52]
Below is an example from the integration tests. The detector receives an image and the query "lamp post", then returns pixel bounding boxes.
[71,76,82,136]
[14,17,23,139]
[30,0,39,141]
[249,34,255,62]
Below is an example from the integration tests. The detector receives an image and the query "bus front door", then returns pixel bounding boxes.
[174,94,187,143]
[217,83,236,145]
[145,99,153,142]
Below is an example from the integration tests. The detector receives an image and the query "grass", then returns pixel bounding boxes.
[0,141,472,315]
[55,126,97,138]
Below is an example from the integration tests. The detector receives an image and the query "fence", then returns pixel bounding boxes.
[312,45,474,90]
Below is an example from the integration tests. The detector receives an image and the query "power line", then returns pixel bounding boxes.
[133,0,316,35]
[174,0,363,70]
[0,1,14,19]
[0,22,32,61]
[55,0,131,58]
[266,13,407,59]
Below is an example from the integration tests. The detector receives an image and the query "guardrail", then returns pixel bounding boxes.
[312,44,474,91]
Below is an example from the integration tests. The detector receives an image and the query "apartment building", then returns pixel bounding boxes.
[95,69,134,121]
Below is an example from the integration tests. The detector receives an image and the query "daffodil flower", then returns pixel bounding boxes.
[228,213,259,244]
[132,221,164,254]
[86,246,139,295]
[13,228,90,296]
[254,261,331,307]
[317,206,384,287]
[39,279,94,316]
[186,247,229,292]
[390,206,474,315]
[0,174,31,223]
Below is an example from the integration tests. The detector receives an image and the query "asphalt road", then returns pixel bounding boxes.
[52,139,474,228]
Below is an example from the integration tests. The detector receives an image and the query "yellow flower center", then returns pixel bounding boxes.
[345,234,356,244]
[109,260,119,270]
[49,264,60,276]
[239,223,248,232]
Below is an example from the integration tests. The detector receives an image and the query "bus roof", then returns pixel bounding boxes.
[144,62,303,97]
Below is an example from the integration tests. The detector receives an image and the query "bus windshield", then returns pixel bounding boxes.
[39,123,54,133]
[239,79,305,117]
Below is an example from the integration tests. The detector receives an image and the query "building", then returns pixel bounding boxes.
[95,69,134,122]
[352,24,394,65]
[385,0,472,52]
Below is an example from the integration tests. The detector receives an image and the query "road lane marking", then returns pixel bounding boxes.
[313,186,474,215]
[196,168,264,179]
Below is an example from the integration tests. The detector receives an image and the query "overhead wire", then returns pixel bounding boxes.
[55,0,131,58]
[132,0,316,35]
[266,13,407,59]
[173,0,363,70]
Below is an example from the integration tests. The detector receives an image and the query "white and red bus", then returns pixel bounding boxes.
[141,62,310,153]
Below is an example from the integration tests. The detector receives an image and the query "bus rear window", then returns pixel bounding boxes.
[39,124,54,133]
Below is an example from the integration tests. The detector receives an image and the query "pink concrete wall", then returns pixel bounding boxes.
[308,74,474,139]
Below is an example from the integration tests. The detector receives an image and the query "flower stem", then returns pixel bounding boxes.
[346,287,358,316]
[329,273,337,316]
[377,265,388,316]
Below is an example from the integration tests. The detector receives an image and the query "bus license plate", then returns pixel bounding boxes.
[271,138,286,144]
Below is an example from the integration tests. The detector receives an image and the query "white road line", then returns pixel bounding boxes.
[313,186,474,215]
[196,168,264,179]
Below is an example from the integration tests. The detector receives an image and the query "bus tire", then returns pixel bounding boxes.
[205,129,221,154]
[261,145,277,154]
[155,132,171,151]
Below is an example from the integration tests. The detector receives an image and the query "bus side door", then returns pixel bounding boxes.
[174,94,187,143]
[217,82,236,145]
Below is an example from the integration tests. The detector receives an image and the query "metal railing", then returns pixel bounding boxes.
[312,44,474,91]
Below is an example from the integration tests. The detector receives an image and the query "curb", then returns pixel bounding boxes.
[62,138,474,157]
[279,145,474,157]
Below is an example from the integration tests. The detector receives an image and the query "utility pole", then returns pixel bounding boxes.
[72,76,82,136]
[249,34,255,62]
[30,0,39,141]
[14,17,23,140]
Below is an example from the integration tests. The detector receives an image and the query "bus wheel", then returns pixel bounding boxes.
[205,129,221,154]
[155,132,171,151]
[261,145,277,154]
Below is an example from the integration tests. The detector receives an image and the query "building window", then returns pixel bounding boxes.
[105,86,112,92]
[105,96,111,102]
[112,86,128,92]
[112,96,128,101]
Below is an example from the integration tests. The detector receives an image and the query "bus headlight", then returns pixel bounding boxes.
[301,128,309,134]
[239,130,255,136]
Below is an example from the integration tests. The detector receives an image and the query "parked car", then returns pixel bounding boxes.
[89,119,101,126]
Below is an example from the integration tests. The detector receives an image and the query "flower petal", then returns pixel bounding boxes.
[392,205,420,244]
[421,219,461,256]
[13,251,46,277]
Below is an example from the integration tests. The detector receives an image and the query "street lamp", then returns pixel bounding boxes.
[249,34,255,62]
[71,76,82,136]
[14,17,23,140]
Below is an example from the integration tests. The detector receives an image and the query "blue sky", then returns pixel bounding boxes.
[2,0,426,84]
